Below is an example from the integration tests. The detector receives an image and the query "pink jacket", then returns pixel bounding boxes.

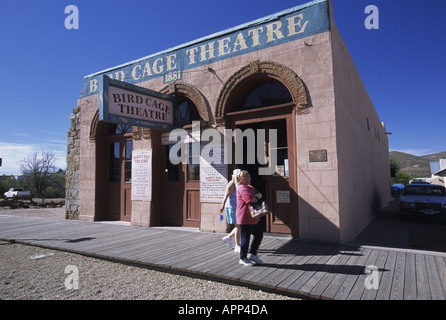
[236,184,260,225]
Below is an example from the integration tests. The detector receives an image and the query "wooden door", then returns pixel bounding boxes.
[264,119,295,234]
[106,136,132,222]
[120,140,132,222]
[231,116,297,235]
[183,141,201,227]
[161,142,200,227]
[161,144,184,226]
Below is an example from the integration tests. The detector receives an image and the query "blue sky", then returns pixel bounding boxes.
[0,0,445,175]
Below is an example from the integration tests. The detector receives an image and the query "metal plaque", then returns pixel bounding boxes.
[309,150,327,162]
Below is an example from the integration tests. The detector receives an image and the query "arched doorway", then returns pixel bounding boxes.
[217,61,308,236]
[94,121,133,222]
[226,79,296,234]
[151,81,211,228]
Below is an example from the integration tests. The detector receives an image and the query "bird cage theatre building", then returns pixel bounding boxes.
[66,0,391,243]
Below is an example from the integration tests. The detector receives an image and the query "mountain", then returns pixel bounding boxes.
[389,151,446,178]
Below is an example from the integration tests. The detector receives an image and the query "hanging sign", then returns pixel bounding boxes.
[99,75,176,130]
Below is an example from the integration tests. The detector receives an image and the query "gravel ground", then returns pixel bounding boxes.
[0,241,297,300]
[0,207,298,300]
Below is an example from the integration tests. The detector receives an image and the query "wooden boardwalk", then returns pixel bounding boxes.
[1,214,446,300]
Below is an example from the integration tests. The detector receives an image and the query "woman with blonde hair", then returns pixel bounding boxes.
[235,170,263,266]
[219,169,241,252]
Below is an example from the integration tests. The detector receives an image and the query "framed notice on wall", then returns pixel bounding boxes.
[200,143,228,203]
[131,149,152,201]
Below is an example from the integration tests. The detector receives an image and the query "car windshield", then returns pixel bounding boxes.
[403,186,446,196]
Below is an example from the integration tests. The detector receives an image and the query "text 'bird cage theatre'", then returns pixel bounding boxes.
[66,0,391,243]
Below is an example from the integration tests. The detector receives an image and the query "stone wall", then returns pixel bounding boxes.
[65,102,81,219]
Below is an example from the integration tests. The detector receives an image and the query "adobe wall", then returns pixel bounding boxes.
[330,18,391,242]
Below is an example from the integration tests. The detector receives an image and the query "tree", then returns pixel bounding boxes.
[393,171,412,185]
[19,150,57,198]
[390,156,412,185]
[0,175,19,195]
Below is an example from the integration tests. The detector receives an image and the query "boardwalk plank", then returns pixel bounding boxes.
[300,246,346,299]
[288,244,345,296]
[254,242,311,289]
[308,247,354,299]
[322,247,364,299]
[404,253,417,300]
[256,252,304,290]
[415,254,431,300]
[425,255,446,300]
[361,250,388,300]
[176,240,233,270]
[434,256,446,297]
[389,251,406,300]
[376,250,397,300]
[274,243,327,293]
[347,247,380,300]
[274,244,324,293]
[334,247,372,300]
[294,245,340,297]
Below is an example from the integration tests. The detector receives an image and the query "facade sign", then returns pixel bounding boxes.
[131,150,152,201]
[99,76,176,130]
[82,0,329,98]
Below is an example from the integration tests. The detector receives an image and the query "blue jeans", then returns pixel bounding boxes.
[239,223,263,259]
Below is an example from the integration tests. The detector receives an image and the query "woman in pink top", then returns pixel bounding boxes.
[235,170,264,266]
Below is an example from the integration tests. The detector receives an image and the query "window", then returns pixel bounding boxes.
[125,140,132,182]
[109,142,120,182]
[109,124,132,135]
[165,144,180,182]
[163,142,200,182]
[108,125,133,183]
[240,81,292,110]
[187,142,200,181]
[176,99,201,127]
[270,120,289,177]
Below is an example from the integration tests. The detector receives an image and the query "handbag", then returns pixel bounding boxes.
[250,199,270,218]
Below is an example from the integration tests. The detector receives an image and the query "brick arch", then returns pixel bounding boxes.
[90,110,140,141]
[160,82,210,122]
[89,110,99,141]
[214,60,309,125]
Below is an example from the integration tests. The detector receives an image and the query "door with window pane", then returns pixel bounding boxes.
[264,119,293,234]
[162,141,200,228]
[161,97,201,228]
[233,117,295,234]
[106,124,133,222]
[184,142,200,227]
[226,78,298,235]
[121,140,132,221]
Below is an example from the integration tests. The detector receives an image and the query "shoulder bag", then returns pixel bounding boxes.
[250,199,270,218]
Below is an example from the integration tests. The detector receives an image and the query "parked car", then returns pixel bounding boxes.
[400,184,446,217]
[3,188,32,200]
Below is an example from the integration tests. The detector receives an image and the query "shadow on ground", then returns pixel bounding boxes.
[351,197,446,253]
